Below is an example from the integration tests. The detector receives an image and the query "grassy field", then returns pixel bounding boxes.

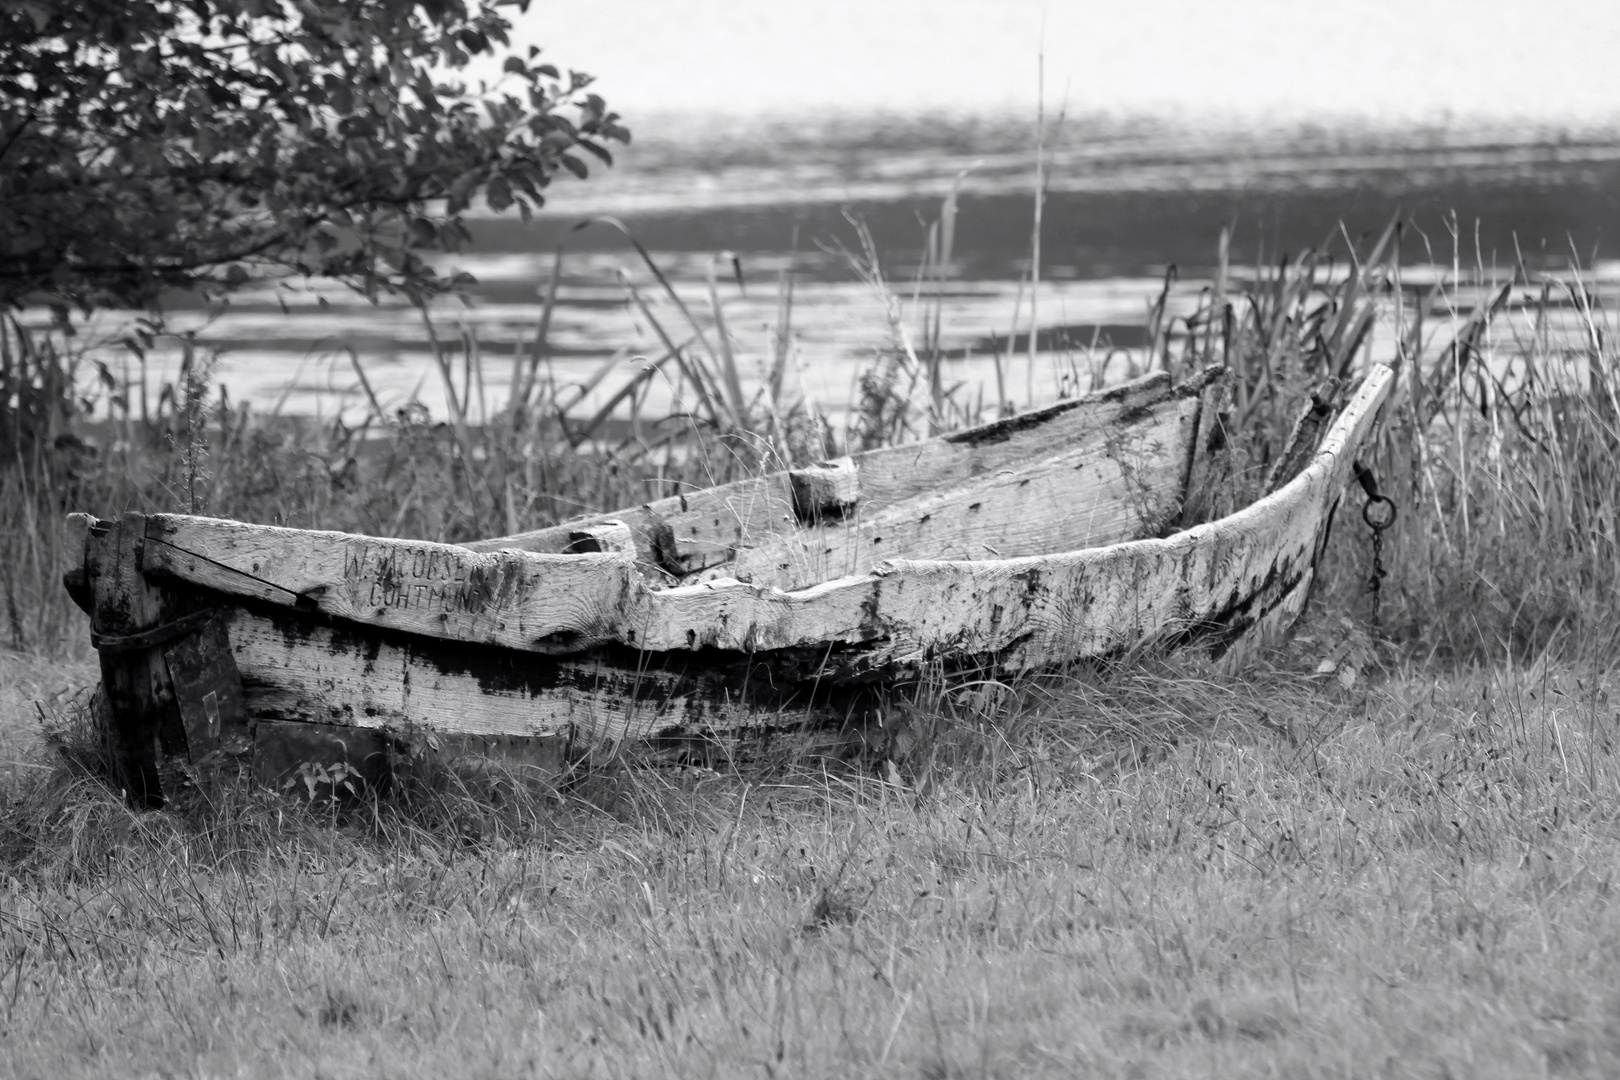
[6,646,1620,1077]
[4,228,1620,1076]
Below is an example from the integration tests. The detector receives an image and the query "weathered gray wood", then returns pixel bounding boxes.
[87,514,187,805]
[163,612,252,765]
[63,512,93,565]
[465,370,1214,588]
[828,363,1393,671]
[140,517,640,654]
[221,606,860,746]
[1177,374,1235,527]
[562,520,636,556]
[789,457,860,523]
[1262,378,1341,496]
[620,365,1387,669]
[706,390,1201,587]
[130,370,1212,660]
[201,352,1379,753]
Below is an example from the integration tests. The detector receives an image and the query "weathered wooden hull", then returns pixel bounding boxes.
[65,366,1394,804]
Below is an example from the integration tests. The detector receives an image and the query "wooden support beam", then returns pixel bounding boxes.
[87,514,183,806]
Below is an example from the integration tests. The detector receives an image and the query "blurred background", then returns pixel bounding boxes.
[64,0,1620,427]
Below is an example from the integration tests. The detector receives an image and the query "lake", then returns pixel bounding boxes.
[50,116,1620,433]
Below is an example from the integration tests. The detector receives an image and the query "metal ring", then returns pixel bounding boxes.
[1362,495,1397,531]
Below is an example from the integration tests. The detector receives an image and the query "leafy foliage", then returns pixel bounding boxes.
[0,0,628,310]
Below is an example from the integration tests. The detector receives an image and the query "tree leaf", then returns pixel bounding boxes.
[577,140,613,166]
[485,174,513,212]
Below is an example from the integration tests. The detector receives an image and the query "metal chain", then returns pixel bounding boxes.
[1353,461,1397,639]
[1368,515,1387,634]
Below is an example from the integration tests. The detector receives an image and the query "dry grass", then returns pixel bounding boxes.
[4,644,1620,1077]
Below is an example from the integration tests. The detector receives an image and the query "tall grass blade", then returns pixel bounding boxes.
[706,257,748,424]
[619,273,720,429]
[510,246,567,425]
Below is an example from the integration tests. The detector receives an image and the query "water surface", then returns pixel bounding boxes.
[55,122,1620,431]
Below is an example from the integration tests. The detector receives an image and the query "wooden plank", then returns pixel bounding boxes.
[1177,373,1235,528]
[1262,379,1341,496]
[163,611,252,766]
[853,370,1215,510]
[1211,566,1318,674]
[703,390,1201,588]
[86,514,188,806]
[464,370,1211,580]
[789,457,860,523]
[221,605,873,747]
[62,513,93,570]
[140,517,641,654]
[562,520,636,556]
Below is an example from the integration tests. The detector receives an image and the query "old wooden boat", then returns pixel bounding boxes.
[64,363,1394,804]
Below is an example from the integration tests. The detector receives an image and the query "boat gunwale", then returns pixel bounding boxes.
[866,361,1392,580]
